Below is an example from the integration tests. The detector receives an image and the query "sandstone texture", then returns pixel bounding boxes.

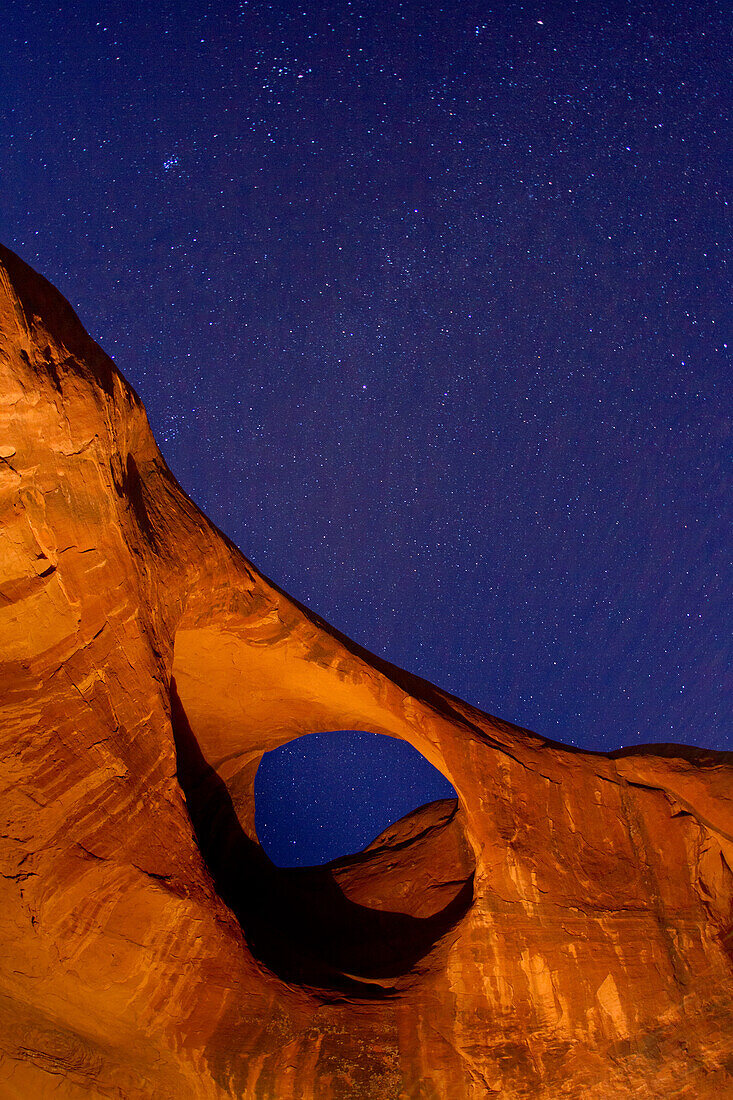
[0,243,731,1098]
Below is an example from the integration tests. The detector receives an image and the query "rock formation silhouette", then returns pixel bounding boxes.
[0,243,731,1098]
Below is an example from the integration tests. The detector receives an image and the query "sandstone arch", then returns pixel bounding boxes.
[1,243,731,1098]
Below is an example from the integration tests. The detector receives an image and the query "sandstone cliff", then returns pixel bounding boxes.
[0,243,731,1098]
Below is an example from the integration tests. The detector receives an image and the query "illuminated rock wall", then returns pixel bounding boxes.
[1,244,731,1098]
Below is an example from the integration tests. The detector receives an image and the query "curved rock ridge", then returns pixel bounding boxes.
[0,242,731,1098]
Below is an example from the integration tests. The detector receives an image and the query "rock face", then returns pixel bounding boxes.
[0,243,731,1099]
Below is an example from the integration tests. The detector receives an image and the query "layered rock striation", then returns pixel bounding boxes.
[0,244,731,1098]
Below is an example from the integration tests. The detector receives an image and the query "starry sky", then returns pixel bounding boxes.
[2,1,729,865]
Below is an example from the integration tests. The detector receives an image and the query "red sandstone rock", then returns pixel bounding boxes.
[0,243,731,1098]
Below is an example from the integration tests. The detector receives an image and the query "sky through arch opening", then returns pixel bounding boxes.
[255,729,457,867]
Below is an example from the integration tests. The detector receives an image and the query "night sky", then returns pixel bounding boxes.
[3,1,729,865]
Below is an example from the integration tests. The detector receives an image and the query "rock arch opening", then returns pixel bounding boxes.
[169,679,475,997]
[255,729,457,868]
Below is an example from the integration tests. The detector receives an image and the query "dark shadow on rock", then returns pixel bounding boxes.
[170,678,474,997]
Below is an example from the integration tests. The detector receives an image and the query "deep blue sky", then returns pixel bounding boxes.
[2,1,729,860]
[255,731,455,866]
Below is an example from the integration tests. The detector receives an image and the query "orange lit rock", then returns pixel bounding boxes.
[0,243,731,1098]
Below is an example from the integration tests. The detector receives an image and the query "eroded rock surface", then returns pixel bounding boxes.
[0,243,731,1098]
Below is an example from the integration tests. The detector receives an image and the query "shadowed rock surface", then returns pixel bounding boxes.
[0,243,731,1098]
